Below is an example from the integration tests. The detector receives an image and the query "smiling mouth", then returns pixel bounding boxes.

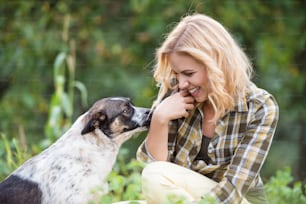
[189,87,200,96]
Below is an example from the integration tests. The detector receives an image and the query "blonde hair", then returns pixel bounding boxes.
[153,13,253,123]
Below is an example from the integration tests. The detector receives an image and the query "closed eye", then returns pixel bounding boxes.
[182,71,195,77]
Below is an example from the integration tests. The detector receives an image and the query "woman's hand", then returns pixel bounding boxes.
[145,90,195,161]
[153,90,195,124]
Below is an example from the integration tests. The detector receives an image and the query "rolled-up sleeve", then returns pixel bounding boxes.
[137,139,156,162]
[137,120,179,163]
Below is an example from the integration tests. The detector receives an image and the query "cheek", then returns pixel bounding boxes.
[194,77,208,89]
[110,119,128,134]
[198,73,210,89]
[198,81,211,102]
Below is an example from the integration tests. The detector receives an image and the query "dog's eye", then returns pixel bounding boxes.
[122,105,132,116]
[123,108,130,114]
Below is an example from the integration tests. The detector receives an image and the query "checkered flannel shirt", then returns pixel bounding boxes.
[137,83,279,204]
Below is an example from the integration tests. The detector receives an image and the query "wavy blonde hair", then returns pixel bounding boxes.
[153,14,253,123]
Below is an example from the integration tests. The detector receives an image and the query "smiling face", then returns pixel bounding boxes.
[169,52,210,103]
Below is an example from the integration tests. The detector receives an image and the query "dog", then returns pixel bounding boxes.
[0,97,151,204]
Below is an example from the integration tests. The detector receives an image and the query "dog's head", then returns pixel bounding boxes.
[81,97,151,140]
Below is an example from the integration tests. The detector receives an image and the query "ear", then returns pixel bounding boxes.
[81,111,106,135]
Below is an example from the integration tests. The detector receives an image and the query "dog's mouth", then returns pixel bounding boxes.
[121,109,152,133]
[142,111,152,127]
[123,125,148,134]
[123,119,151,132]
[130,107,151,127]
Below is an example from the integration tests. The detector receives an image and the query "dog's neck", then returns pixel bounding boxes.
[112,127,147,145]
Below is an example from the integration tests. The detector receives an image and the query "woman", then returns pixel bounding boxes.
[137,13,279,204]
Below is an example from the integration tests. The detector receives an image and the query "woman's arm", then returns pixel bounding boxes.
[138,91,195,161]
[208,95,279,203]
[145,111,170,161]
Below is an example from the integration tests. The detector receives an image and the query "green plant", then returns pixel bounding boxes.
[0,133,31,180]
[43,15,87,146]
[94,149,145,204]
[265,167,306,204]
[165,194,218,204]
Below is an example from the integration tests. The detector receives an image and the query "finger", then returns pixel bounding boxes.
[179,89,190,97]
[185,103,195,111]
[184,96,195,104]
[182,110,189,118]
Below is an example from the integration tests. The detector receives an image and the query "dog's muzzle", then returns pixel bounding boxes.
[143,110,152,127]
[132,107,152,128]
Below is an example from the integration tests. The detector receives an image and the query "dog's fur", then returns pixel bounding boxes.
[0,97,151,204]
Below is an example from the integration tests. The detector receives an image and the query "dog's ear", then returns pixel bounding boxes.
[81,111,107,135]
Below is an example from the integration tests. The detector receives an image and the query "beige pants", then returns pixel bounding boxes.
[114,161,250,204]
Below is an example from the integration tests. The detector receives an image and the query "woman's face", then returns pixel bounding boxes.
[169,52,210,103]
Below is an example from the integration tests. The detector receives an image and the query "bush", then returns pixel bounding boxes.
[265,167,306,204]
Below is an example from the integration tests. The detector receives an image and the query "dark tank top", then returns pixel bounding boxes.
[195,135,211,163]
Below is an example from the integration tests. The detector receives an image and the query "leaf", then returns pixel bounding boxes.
[53,52,67,78]
[73,81,88,107]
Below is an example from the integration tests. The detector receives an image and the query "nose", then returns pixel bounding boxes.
[145,109,151,115]
[178,79,189,90]
[143,109,152,127]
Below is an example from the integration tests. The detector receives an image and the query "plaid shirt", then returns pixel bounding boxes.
[137,83,279,204]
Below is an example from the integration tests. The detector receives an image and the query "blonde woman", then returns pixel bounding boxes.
[136,13,279,204]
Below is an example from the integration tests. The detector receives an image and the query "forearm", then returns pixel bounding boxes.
[145,113,169,161]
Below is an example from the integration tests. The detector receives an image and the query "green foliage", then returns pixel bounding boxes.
[96,149,145,203]
[43,50,88,145]
[0,133,31,180]
[44,15,88,146]
[265,167,306,204]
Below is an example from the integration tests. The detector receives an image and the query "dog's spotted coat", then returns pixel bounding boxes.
[0,97,151,204]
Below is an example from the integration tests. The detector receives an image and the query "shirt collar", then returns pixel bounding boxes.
[232,82,258,113]
[232,94,249,112]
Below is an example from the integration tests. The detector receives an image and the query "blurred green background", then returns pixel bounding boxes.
[0,0,305,185]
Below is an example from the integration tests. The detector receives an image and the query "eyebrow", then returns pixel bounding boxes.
[171,64,193,72]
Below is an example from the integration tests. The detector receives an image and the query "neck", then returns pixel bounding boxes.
[203,102,214,116]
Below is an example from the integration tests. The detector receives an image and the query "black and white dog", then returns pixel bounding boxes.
[0,97,151,204]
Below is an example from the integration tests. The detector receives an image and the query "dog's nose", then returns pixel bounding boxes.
[143,109,152,127]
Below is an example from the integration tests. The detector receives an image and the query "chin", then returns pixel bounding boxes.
[195,96,208,103]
